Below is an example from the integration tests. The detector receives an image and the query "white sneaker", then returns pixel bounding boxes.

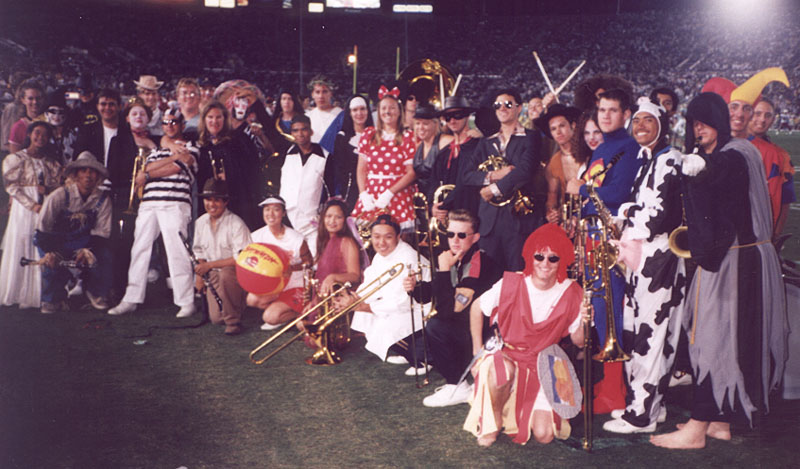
[423,382,472,407]
[602,417,657,434]
[610,406,666,423]
[260,322,284,331]
[385,355,409,365]
[108,301,137,316]
[176,304,196,318]
[404,364,433,376]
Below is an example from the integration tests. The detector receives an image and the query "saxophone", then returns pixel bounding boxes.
[583,151,625,270]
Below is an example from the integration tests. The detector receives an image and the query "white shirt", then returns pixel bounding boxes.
[351,240,430,360]
[102,125,118,166]
[251,224,305,290]
[279,144,326,241]
[480,277,581,334]
[193,209,252,263]
[306,106,342,147]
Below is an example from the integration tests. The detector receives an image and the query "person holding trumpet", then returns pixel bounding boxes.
[464,223,591,447]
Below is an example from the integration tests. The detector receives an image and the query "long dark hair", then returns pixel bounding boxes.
[23,121,58,160]
[340,95,374,139]
[315,199,360,263]
[198,100,231,147]
[277,90,303,121]
[571,109,600,166]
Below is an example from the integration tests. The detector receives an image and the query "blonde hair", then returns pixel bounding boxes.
[371,96,405,147]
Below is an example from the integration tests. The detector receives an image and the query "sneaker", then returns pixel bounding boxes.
[67,279,84,298]
[108,301,137,316]
[86,290,109,310]
[260,322,284,331]
[602,417,657,434]
[610,406,667,423]
[404,364,433,376]
[176,304,196,318]
[385,355,409,365]
[423,382,473,407]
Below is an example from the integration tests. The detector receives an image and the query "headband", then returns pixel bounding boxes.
[378,85,400,100]
[349,96,368,110]
[258,195,286,207]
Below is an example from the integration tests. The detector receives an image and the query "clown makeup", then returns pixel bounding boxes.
[127,105,149,132]
[233,96,249,121]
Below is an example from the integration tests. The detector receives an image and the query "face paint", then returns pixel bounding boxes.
[233,96,249,121]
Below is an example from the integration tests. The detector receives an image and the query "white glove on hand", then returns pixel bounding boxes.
[681,153,706,177]
[375,189,394,209]
[359,191,376,212]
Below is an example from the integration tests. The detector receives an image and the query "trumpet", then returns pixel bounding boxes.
[477,154,535,215]
[430,184,454,242]
[581,215,630,363]
[354,209,387,251]
[668,137,701,259]
[250,263,404,365]
[125,146,148,215]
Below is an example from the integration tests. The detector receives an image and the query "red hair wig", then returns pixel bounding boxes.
[521,224,574,283]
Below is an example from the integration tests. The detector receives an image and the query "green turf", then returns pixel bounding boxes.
[1,297,799,468]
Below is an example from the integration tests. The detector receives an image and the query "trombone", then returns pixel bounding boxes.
[250,263,404,365]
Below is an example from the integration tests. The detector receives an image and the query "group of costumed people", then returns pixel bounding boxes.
[0,60,793,452]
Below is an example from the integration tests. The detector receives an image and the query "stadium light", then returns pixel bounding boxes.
[220,0,235,8]
[204,0,220,6]
[308,2,324,13]
[393,4,433,14]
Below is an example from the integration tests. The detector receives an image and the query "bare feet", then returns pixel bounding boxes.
[675,421,731,441]
[477,432,499,447]
[650,419,708,449]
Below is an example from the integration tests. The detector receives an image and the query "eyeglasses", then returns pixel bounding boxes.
[179,91,197,98]
[46,108,65,115]
[493,101,517,110]
[533,254,560,263]
[443,112,469,121]
[446,231,472,239]
[162,119,180,126]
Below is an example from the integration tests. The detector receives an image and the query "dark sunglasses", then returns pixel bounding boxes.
[493,101,517,110]
[46,108,65,115]
[162,119,180,126]
[444,112,469,121]
[446,231,471,239]
[533,254,560,263]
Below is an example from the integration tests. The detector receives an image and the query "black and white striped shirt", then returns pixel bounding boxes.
[141,142,199,207]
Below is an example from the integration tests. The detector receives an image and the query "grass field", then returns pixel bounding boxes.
[1,134,799,467]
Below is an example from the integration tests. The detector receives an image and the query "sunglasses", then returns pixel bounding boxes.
[162,119,180,126]
[493,101,517,110]
[446,231,472,239]
[533,254,560,263]
[46,108,65,115]
[444,112,469,121]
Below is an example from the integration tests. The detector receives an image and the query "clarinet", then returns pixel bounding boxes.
[179,232,223,310]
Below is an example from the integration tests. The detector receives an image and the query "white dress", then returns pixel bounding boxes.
[0,150,62,308]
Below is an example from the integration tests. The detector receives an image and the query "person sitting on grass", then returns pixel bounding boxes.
[247,194,312,331]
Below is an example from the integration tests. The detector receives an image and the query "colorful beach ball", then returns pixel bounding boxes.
[235,243,290,295]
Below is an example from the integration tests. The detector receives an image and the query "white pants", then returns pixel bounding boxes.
[122,203,194,307]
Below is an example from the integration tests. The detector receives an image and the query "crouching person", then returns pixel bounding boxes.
[35,151,112,313]
[464,224,590,447]
[192,179,252,335]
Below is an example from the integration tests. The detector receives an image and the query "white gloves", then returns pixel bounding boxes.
[681,153,706,177]
[375,189,394,209]
[359,191,376,212]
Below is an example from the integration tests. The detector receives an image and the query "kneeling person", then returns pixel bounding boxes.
[464,224,589,447]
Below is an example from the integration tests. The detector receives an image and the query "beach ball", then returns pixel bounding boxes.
[235,243,290,295]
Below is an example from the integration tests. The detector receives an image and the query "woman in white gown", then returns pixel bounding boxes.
[0,121,63,309]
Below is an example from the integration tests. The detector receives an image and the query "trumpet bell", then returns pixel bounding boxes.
[398,59,456,109]
[668,226,691,259]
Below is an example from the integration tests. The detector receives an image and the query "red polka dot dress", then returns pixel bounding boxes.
[351,127,417,227]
